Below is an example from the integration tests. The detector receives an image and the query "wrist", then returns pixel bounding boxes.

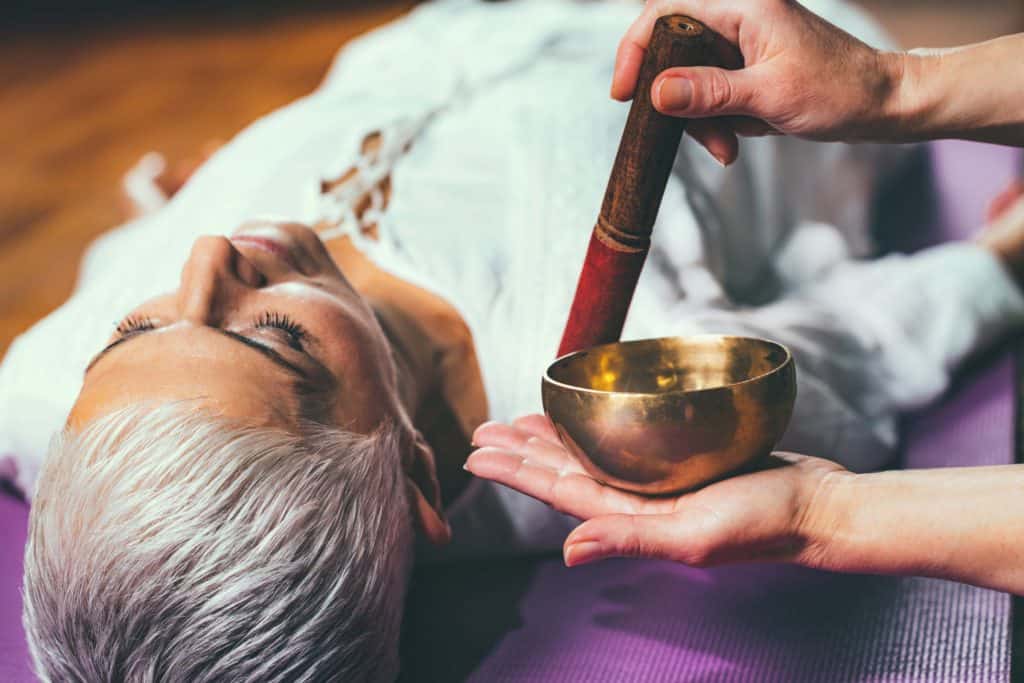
[794,469,857,570]
[887,48,949,142]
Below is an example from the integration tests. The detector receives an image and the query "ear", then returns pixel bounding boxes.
[406,478,451,546]
[404,433,451,546]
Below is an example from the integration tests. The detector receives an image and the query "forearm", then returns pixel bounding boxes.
[894,34,1024,145]
[807,466,1024,594]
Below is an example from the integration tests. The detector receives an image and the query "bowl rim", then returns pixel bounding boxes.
[543,334,793,398]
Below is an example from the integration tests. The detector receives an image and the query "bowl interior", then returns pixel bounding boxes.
[546,336,790,395]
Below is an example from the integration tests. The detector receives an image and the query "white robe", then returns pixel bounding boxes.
[2,0,1022,554]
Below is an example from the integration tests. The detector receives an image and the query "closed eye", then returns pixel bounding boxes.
[252,311,308,350]
[115,315,157,338]
[86,322,316,379]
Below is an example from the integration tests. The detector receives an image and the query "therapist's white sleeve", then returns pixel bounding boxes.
[689,243,1024,472]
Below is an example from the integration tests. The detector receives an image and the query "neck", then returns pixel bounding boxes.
[374,298,474,504]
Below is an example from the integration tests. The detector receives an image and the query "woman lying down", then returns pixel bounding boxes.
[3,0,1024,680]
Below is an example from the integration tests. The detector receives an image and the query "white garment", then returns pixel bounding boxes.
[1,0,1023,556]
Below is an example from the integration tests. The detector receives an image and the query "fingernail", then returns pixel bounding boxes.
[564,541,604,567]
[657,77,692,112]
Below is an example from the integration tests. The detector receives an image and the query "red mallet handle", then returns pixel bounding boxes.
[558,16,716,357]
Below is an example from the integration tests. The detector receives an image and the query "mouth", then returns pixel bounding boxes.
[231,226,303,271]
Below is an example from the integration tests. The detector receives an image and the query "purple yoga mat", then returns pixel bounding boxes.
[463,563,1010,682]
[444,358,1016,683]
[0,490,30,683]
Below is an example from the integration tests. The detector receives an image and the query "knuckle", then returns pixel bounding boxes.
[653,0,674,16]
[511,456,531,480]
[705,72,735,111]
[620,533,644,558]
[652,0,690,23]
[684,542,713,567]
[620,518,651,558]
[548,471,575,512]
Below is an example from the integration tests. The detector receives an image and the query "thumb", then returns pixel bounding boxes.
[564,513,712,567]
[652,66,756,119]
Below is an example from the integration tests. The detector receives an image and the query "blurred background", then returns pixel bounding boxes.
[0,0,1022,355]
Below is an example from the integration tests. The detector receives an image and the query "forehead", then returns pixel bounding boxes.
[70,327,301,431]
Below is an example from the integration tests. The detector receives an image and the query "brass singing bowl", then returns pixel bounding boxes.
[542,335,796,495]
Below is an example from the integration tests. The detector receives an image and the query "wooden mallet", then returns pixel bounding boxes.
[558,16,718,356]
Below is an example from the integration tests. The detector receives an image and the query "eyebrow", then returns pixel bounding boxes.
[85,327,311,378]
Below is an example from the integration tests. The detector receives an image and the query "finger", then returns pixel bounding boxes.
[511,415,585,472]
[726,115,778,137]
[465,447,613,518]
[613,1,745,100]
[473,420,564,456]
[465,448,670,519]
[611,36,646,101]
[987,180,1024,224]
[653,65,757,119]
[511,414,561,445]
[518,436,588,474]
[685,118,739,166]
[684,116,778,166]
[611,2,663,101]
[472,421,533,449]
[563,513,705,567]
[472,420,587,475]
[709,29,744,70]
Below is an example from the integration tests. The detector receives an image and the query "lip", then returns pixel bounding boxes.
[230,232,302,271]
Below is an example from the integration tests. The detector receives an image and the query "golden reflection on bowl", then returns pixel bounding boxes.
[542,335,796,495]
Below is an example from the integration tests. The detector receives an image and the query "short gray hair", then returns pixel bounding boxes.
[23,403,413,682]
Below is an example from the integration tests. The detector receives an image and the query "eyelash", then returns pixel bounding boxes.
[254,311,308,347]
[113,312,307,349]
[115,315,156,337]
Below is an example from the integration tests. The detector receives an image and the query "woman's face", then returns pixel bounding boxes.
[69,221,403,434]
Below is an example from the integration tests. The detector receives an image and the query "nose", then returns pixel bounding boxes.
[178,236,264,325]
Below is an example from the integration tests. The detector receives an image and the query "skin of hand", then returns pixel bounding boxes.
[466,415,847,568]
[468,415,1024,595]
[978,181,1024,283]
[987,180,1024,225]
[613,0,905,165]
[617,1,1024,163]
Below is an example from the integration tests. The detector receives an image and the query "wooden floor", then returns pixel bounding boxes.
[0,0,1021,355]
[0,1,417,355]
